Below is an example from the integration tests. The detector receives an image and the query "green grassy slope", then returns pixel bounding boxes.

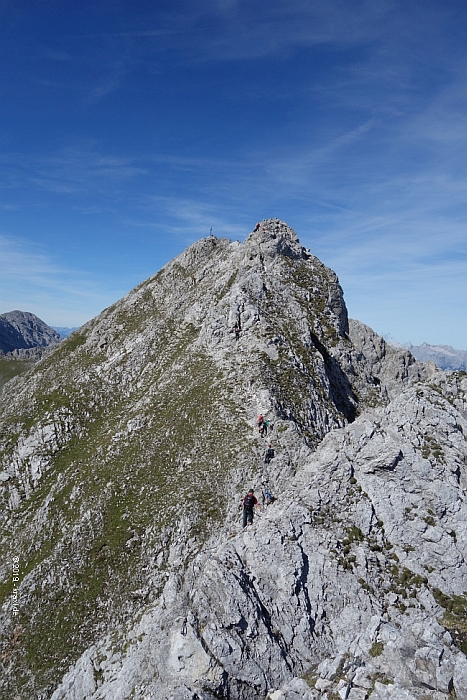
[0,226,396,698]
[0,357,34,393]
[0,325,255,695]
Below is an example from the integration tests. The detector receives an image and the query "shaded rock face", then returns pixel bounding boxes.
[0,310,60,354]
[0,316,26,353]
[0,219,466,700]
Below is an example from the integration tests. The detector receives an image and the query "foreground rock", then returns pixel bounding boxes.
[0,220,466,700]
[49,371,467,700]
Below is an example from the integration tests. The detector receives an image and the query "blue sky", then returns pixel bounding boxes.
[1,0,466,348]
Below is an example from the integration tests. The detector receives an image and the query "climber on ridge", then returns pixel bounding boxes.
[264,445,275,464]
[263,486,275,506]
[242,489,262,527]
[257,414,264,433]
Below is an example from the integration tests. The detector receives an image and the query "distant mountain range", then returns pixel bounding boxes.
[385,337,467,371]
[52,326,79,338]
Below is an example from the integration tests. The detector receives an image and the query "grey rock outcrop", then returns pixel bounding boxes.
[48,372,467,700]
[348,320,429,400]
[0,220,466,700]
[0,315,27,354]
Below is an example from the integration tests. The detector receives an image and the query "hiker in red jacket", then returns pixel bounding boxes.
[257,414,264,434]
[242,489,262,527]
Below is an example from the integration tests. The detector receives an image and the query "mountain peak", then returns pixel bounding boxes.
[1,226,466,700]
[245,218,306,259]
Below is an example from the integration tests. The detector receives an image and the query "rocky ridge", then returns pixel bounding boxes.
[0,220,466,700]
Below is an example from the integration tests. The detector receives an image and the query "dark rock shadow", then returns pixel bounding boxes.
[310,331,358,423]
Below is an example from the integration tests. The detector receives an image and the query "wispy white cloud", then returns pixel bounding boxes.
[0,235,124,326]
[142,195,247,241]
[76,0,401,66]
[181,0,397,60]
[0,235,57,282]
[0,147,149,197]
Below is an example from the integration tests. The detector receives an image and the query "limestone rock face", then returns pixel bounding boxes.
[0,219,466,700]
[348,320,428,401]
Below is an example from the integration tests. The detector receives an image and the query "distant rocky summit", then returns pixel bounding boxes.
[1,220,467,700]
[407,343,467,371]
[0,310,60,356]
[385,336,467,372]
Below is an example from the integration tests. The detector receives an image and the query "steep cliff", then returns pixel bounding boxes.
[0,220,466,700]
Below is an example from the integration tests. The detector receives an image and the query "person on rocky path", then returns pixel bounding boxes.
[257,414,264,434]
[262,486,275,506]
[242,489,262,527]
[234,321,241,340]
[261,418,270,437]
[264,444,275,463]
